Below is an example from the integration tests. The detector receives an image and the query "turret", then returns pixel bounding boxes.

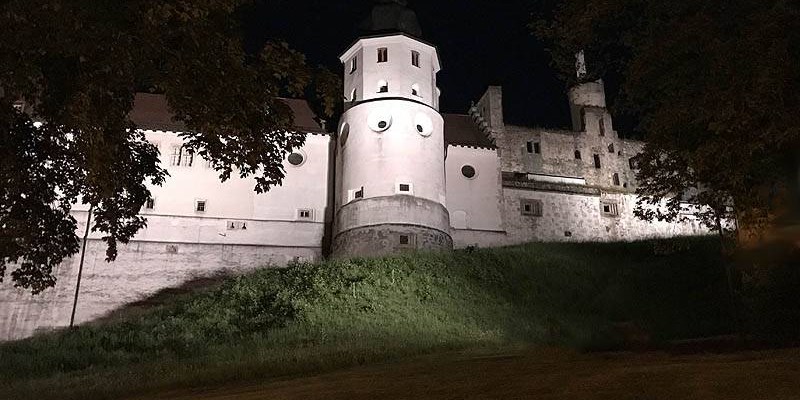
[332,2,452,258]
[568,51,613,137]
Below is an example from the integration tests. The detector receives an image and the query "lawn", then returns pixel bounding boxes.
[0,237,735,399]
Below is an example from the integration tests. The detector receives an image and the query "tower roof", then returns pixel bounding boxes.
[359,0,423,38]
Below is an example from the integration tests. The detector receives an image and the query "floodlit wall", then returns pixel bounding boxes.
[444,145,506,248]
[0,131,331,341]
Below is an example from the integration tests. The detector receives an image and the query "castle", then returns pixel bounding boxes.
[0,2,706,340]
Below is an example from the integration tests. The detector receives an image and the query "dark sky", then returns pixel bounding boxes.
[244,0,571,129]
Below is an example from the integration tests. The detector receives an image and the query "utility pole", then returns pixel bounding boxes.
[70,205,93,328]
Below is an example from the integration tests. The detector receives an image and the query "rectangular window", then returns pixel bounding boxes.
[601,202,619,217]
[399,184,411,192]
[170,146,193,167]
[170,146,182,166]
[144,198,155,210]
[520,199,543,217]
[377,47,388,63]
[594,154,601,169]
[613,173,620,186]
[534,142,541,154]
[355,187,364,199]
[629,157,639,170]
[599,118,606,136]
[350,56,358,73]
[526,142,533,153]
[400,235,410,245]
[195,200,206,213]
[411,50,420,67]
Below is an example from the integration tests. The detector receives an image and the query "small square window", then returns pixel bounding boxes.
[355,187,364,199]
[195,200,207,213]
[400,235,410,245]
[601,202,619,217]
[298,209,313,220]
[521,199,543,217]
[411,51,420,67]
[378,47,388,63]
[574,150,582,160]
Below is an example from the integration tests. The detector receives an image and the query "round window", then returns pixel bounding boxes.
[414,113,434,137]
[339,123,350,147]
[288,152,305,166]
[461,165,476,179]
[368,111,392,132]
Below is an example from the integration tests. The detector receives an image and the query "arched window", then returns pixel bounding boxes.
[574,150,582,160]
[377,80,388,93]
[411,84,420,97]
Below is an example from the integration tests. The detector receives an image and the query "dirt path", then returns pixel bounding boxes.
[142,348,800,400]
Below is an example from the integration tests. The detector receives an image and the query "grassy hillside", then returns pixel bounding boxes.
[0,237,733,399]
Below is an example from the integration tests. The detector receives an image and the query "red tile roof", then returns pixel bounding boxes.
[129,93,324,133]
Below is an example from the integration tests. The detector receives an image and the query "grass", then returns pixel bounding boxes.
[0,237,733,399]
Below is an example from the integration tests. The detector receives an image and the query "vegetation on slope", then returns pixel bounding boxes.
[0,237,733,399]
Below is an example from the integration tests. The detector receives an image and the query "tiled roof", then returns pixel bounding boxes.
[129,93,324,133]
[443,113,495,149]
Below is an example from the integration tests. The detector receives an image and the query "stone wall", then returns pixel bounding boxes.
[0,240,321,341]
[501,186,708,245]
[333,224,452,258]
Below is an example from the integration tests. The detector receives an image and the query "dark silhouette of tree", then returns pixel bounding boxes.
[0,0,339,294]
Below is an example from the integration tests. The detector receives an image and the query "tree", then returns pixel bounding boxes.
[534,0,800,240]
[0,0,339,294]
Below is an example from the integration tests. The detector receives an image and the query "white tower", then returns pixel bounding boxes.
[332,3,452,258]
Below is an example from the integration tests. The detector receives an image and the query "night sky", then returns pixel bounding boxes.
[244,0,571,129]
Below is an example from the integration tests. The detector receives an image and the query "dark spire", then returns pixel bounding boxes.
[360,0,423,38]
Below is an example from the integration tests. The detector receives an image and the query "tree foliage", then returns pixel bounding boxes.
[0,0,340,294]
[534,0,800,235]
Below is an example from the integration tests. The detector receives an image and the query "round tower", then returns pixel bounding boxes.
[332,3,452,258]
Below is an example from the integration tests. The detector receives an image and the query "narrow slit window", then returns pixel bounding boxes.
[580,108,586,131]
[350,56,358,73]
[411,50,420,67]
[594,154,601,169]
[377,47,388,63]
[526,142,533,153]
[613,173,620,186]
[533,142,541,154]
[599,118,606,136]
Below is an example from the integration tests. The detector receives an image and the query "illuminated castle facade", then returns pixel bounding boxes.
[0,2,706,340]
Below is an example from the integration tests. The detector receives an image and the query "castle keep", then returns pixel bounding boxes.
[0,3,706,340]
